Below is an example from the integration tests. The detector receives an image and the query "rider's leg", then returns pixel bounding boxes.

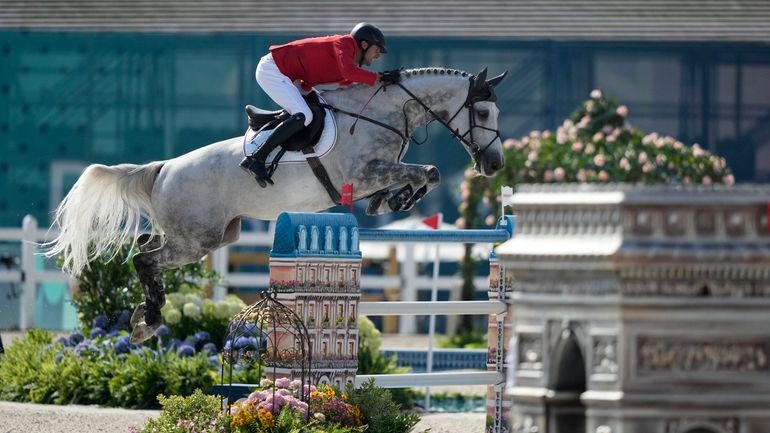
[241,53,313,186]
[240,113,306,186]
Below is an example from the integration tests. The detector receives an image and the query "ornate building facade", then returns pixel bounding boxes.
[268,212,362,389]
[496,184,770,433]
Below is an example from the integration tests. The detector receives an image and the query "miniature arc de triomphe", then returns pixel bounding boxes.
[496,184,770,433]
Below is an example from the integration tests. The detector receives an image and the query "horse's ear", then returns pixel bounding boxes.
[475,67,488,87]
[487,70,508,88]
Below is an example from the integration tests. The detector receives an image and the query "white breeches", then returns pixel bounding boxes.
[255,53,313,126]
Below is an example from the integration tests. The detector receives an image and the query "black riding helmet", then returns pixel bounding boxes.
[350,22,388,54]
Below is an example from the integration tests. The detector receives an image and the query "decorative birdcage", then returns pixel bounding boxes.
[220,289,312,411]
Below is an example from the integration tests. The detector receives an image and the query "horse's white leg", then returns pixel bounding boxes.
[360,162,440,215]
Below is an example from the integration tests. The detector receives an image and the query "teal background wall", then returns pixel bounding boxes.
[2,30,769,227]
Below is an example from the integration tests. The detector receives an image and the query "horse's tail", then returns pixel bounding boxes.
[43,161,165,276]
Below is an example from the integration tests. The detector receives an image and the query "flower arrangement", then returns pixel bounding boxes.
[228,377,365,433]
[458,89,735,229]
[161,292,246,349]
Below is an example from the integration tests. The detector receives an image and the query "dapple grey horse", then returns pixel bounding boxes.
[44,67,507,343]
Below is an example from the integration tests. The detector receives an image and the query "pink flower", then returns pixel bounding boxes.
[642,162,655,173]
[290,379,302,389]
[616,105,629,117]
[656,154,667,164]
[571,141,583,152]
[527,150,538,162]
[585,143,596,154]
[723,174,735,185]
[579,115,591,127]
[592,132,604,142]
[542,130,551,139]
[692,144,706,157]
[544,170,555,182]
[554,167,566,182]
[702,175,712,185]
[593,154,605,167]
[619,158,630,171]
[638,152,648,163]
[576,169,587,182]
[556,129,568,144]
[503,138,516,149]
[275,377,291,388]
[598,170,609,182]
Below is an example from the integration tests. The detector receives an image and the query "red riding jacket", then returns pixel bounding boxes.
[270,34,378,91]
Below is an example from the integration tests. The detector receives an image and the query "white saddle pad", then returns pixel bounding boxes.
[243,97,337,164]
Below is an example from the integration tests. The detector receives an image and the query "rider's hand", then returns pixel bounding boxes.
[379,69,401,85]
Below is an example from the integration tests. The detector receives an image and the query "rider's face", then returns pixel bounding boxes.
[361,43,382,66]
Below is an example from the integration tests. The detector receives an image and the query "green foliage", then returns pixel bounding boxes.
[140,389,228,433]
[438,328,487,349]
[0,330,58,402]
[357,316,416,407]
[0,331,217,409]
[345,379,423,433]
[68,243,221,334]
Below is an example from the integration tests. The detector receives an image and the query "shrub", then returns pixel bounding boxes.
[67,243,221,336]
[357,316,415,407]
[458,89,735,230]
[345,379,423,433]
[138,389,229,433]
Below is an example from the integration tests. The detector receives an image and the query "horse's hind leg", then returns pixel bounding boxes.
[129,234,163,327]
[129,237,212,343]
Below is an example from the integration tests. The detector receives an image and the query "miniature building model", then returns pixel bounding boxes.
[496,184,770,433]
[268,212,362,388]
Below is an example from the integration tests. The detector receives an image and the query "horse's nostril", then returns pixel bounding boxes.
[490,160,501,171]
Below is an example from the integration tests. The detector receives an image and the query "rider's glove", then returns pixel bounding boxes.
[379,69,401,85]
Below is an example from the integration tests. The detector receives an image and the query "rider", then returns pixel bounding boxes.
[240,22,402,187]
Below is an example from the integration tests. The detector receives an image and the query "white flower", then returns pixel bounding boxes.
[590,89,603,99]
[638,152,648,163]
[185,293,202,307]
[556,129,568,145]
[167,292,185,308]
[585,143,596,154]
[527,150,538,162]
[503,138,516,149]
[616,105,629,117]
[692,143,706,157]
[592,132,604,142]
[571,141,583,152]
[619,158,630,171]
[578,115,591,127]
[183,302,202,320]
[164,308,182,325]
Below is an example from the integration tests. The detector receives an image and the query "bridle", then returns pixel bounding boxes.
[320,72,501,168]
[395,75,501,169]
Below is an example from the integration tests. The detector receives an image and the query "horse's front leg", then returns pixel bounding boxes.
[361,162,440,215]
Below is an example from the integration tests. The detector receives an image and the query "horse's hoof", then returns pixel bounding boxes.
[130,303,146,327]
[388,184,413,212]
[130,321,160,344]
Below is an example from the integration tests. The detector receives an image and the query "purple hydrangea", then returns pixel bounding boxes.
[177,344,195,357]
[89,327,106,339]
[68,332,84,346]
[201,342,218,355]
[154,324,171,339]
[92,315,109,330]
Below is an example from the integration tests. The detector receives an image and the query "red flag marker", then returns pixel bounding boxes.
[341,183,354,213]
[422,213,442,230]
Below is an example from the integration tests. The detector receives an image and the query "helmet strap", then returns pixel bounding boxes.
[358,42,371,67]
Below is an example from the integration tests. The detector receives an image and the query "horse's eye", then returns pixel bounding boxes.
[476,109,490,120]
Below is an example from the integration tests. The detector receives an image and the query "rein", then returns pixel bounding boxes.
[320,76,500,167]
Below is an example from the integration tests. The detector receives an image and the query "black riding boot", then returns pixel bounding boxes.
[240,113,306,187]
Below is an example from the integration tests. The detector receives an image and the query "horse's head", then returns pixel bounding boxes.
[449,67,508,177]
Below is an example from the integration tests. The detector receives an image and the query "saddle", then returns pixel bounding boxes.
[243,93,341,203]
[244,92,326,152]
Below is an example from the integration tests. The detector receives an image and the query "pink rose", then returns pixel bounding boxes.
[598,170,609,182]
[593,154,605,167]
[554,167,566,182]
[616,105,629,117]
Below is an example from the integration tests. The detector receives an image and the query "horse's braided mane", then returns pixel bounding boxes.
[402,67,470,79]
